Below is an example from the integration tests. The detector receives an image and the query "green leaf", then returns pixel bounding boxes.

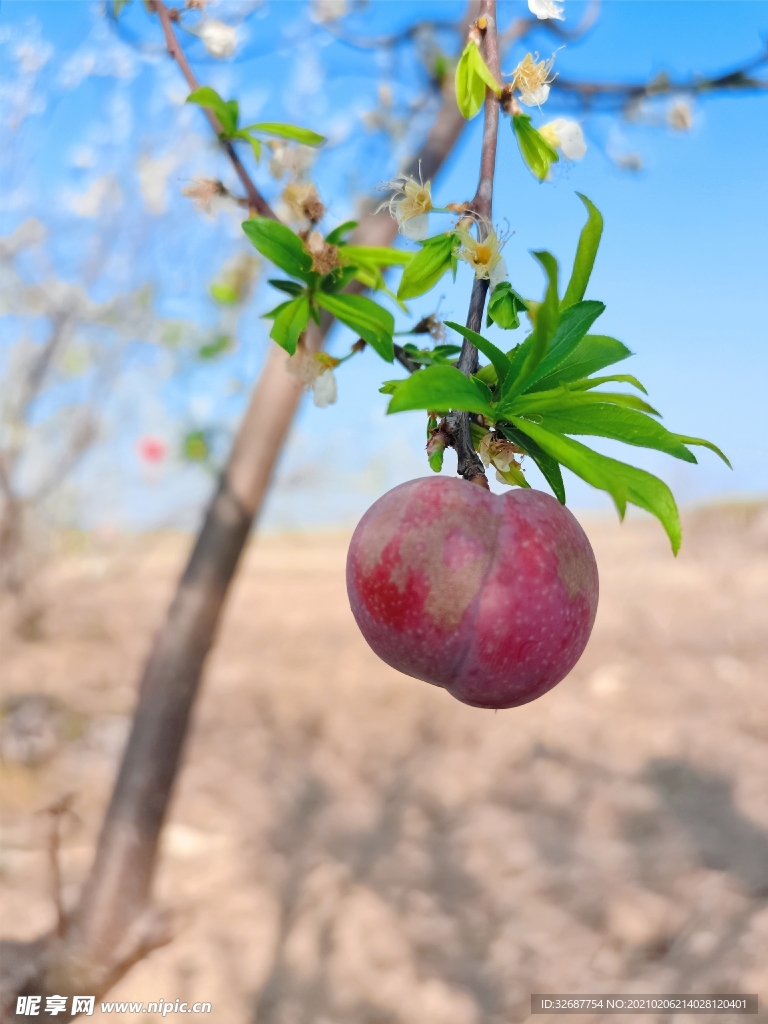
[674,435,731,468]
[444,321,513,387]
[314,292,394,362]
[187,87,238,135]
[183,430,209,463]
[269,294,310,355]
[113,0,131,16]
[233,131,261,163]
[503,251,560,397]
[569,374,647,394]
[242,217,313,280]
[387,365,495,418]
[486,281,528,330]
[454,39,502,119]
[429,448,444,473]
[455,42,491,120]
[342,245,412,267]
[498,423,566,504]
[561,194,603,310]
[209,282,240,305]
[515,300,605,396]
[268,279,305,296]
[508,418,682,553]
[526,334,632,392]
[241,122,326,146]
[325,221,358,245]
[397,233,457,301]
[225,99,239,130]
[512,114,559,181]
[199,334,231,359]
[528,403,699,463]
[262,300,291,321]
[511,388,661,418]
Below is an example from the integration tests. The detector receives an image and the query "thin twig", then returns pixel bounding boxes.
[450,0,502,488]
[152,0,276,220]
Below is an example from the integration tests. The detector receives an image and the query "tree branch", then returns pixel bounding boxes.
[450,0,502,488]
[152,0,276,219]
[551,44,768,111]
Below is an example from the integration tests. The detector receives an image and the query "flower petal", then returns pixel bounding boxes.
[401,212,430,240]
[312,370,338,408]
[556,120,586,160]
[519,84,550,107]
[527,0,565,20]
[490,257,508,290]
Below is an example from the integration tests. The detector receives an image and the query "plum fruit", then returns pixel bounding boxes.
[346,477,599,709]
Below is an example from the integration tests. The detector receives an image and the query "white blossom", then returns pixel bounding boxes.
[455,224,507,286]
[312,369,338,408]
[539,118,587,161]
[197,20,237,60]
[511,52,556,108]
[378,175,432,240]
[528,0,564,20]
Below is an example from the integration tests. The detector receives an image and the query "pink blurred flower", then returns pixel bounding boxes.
[136,436,168,464]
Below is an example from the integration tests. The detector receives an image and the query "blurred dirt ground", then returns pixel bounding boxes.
[1,501,767,1024]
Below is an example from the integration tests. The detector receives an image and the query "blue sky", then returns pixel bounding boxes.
[1,1,766,531]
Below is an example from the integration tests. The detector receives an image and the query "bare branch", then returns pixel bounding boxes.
[552,43,768,111]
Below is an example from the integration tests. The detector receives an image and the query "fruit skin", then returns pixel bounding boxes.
[346,477,598,710]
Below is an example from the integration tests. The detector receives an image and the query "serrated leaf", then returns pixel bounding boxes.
[508,418,682,553]
[527,334,632,392]
[270,293,310,355]
[387,365,495,418]
[561,194,603,310]
[512,114,559,181]
[397,233,457,301]
[444,321,512,387]
[513,300,605,397]
[242,122,326,146]
[503,251,560,397]
[498,423,566,504]
[242,217,313,280]
[325,221,358,245]
[486,281,527,330]
[187,86,238,136]
[314,292,394,362]
[529,403,699,463]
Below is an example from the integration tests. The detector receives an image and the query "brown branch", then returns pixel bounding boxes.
[152,0,275,220]
[450,0,503,488]
[551,44,768,110]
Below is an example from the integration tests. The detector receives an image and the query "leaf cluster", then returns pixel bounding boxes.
[380,196,729,553]
[243,218,413,361]
[186,87,325,163]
